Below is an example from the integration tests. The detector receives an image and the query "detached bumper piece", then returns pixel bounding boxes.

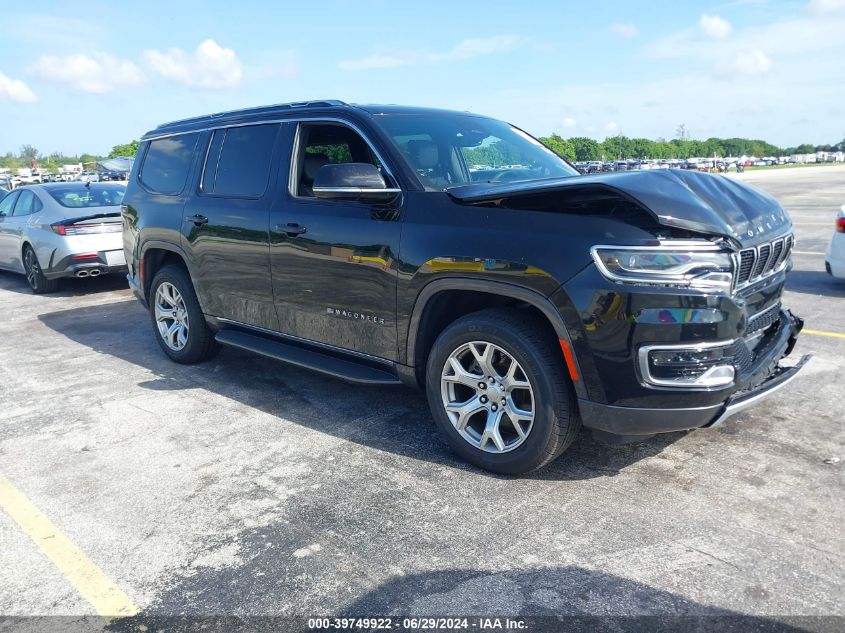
[707,353,810,427]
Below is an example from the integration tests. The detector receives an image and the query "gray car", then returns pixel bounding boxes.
[0,182,127,293]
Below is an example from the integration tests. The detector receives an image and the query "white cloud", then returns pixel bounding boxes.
[28,53,145,93]
[339,35,519,70]
[809,0,845,14]
[144,39,242,88]
[610,23,639,38]
[604,121,619,133]
[730,49,773,75]
[700,14,733,39]
[0,71,36,102]
[562,117,577,128]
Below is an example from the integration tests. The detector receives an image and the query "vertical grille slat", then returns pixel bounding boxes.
[735,233,793,290]
[752,244,771,277]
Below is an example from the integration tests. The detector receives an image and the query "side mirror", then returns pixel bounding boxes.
[313,163,401,203]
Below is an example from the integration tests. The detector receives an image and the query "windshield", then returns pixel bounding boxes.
[374,113,578,191]
[46,184,125,208]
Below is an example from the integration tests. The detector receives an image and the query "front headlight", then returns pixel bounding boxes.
[591,242,734,290]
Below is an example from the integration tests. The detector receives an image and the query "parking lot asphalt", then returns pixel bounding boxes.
[0,167,842,629]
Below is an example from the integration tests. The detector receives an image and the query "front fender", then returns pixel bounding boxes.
[404,276,588,400]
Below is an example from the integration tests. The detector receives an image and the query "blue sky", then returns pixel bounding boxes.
[0,0,843,155]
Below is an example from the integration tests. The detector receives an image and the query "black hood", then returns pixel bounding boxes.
[447,170,792,247]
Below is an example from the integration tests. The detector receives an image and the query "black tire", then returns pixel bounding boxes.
[425,308,580,475]
[149,264,219,364]
[22,245,59,294]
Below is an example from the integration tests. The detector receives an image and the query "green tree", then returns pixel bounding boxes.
[539,134,576,161]
[568,137,601,161]
[19,144,39,164]
[108,140,140,158]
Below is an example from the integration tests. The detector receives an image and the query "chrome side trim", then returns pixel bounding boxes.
[637,339,737,391]
[215,317,395,366]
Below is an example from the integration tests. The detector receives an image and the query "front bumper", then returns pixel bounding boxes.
[578,309,810,436]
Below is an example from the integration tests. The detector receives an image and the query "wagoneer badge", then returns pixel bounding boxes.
[326,307,386,325]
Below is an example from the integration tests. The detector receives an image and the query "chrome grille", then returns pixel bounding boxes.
[734,234,793,290]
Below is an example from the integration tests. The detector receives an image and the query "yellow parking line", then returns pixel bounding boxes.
[803,328,845,339]
[0,475,139,617]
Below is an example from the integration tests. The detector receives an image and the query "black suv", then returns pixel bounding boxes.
[122,100,808,474]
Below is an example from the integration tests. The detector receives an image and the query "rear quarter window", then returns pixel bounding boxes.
[139,133,200,195]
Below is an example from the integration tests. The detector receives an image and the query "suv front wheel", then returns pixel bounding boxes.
[425,308,581,474]
[149,265,219,364]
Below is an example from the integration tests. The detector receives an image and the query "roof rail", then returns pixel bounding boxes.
[155,100,349,130]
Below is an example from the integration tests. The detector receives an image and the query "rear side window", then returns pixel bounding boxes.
[12,189,42,216]
[139,133,200,195]
[201,124,279,197]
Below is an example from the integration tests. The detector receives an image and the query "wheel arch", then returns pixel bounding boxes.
[139,242,199,308]
[405,278,586,398]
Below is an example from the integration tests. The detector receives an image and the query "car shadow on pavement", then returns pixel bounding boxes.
[0,268,129,297]
[104,565,817,632]
[38,299,682,481]
[785,270,845,298]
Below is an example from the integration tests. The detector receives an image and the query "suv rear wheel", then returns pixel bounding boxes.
[149,265,219,364]
[425,308,580,474]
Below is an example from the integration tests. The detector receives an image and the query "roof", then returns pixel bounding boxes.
[143,100,489,139]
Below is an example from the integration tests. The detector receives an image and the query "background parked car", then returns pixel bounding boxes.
[0,182,127,293]
[825,204,845,280]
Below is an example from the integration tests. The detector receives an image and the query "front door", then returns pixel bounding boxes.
[181,123,284,331]
[269,121,402,360]
[0,191,21,270]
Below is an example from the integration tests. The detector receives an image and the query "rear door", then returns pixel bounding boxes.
[181,123,283,331]
[0,191,21,269]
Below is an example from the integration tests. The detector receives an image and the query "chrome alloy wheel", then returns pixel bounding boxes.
[154,282,189,351]
[440,341,535,453]
[23,248,40,289]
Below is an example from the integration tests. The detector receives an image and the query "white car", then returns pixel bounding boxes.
[0,182,127,293]
[825,204,845,279]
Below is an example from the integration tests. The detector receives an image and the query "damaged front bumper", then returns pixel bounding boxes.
[579,309,811,436]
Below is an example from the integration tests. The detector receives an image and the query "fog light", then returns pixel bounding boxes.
[638,342,736,389]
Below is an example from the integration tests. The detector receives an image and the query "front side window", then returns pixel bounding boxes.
[374,113,578,191]
[139,133,200,195]
[293,123,383,197]
[0,191,19,216]
[202,124,279,197]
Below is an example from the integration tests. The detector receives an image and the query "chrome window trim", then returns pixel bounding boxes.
[142,116,401,199]
[311,187,403,195]
[637,339,738,391]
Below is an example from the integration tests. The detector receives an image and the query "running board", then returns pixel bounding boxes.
[215,329,402,386]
